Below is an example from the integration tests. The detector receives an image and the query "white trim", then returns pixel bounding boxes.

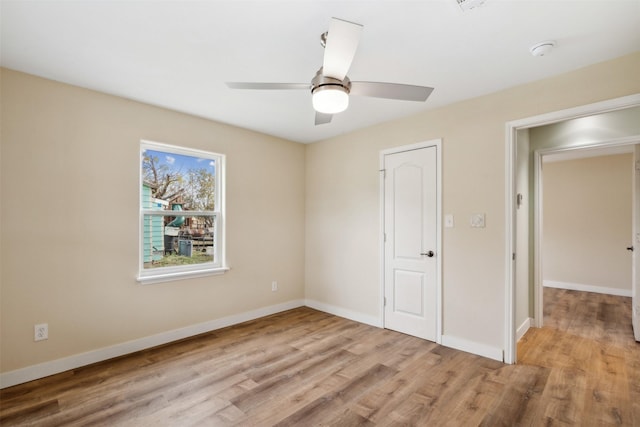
[304,299,382,327]
[504,125,517,363]
[137,266,230,285]
[505,93,640,365]
[534,151,544,328]
[506,94,640,130]
[536,135,640,158]
[379,166,386,331]
[544,280,632,298]
[435,141,443,343]
[633,145,640,342]
[543,144,633,163]
[0,300,304,389]
[516,318,532,342]
[441,334,503,362]
[379,139,443,344]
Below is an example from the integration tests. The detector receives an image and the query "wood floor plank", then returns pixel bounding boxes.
[583,344,631,425]
[349,350,444,422]
[628,350,640,426]
[273,363,397,427]
[476,365,549,427]
[534,367,587,425]
[231,348,357,413]
[325,407,376,427]
[380,351,490,425]
[431,370,504,427]
[0,398,60,426]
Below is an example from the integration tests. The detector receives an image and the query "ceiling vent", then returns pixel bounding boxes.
[456,0,486,11]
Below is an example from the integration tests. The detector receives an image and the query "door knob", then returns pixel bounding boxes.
[421,251,435,257]
[627,246,634,252]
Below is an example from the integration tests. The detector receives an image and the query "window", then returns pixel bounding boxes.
[138,140,226,284]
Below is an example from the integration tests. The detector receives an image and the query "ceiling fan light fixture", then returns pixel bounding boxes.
[312,85,349,114]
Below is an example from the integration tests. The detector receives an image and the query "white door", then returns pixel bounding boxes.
[633,144,640,341]
[383,146,438,341]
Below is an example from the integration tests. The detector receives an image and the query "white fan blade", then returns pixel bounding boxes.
[350,82,434,102]
[322,18,363,80]
[226,82,310,90]
[315,112,333,125]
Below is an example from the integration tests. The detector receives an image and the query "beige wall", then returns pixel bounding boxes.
[306,52,640,350]
[542,154,632,291]
[0,69,306,373]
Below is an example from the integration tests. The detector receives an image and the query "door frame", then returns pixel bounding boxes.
[379,139,443,344]
[634,145,640,342]
[504,94,640,364]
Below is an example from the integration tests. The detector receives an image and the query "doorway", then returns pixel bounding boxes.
[505,95,640,363]
[539,148,633,294]
[537,147,634,331]
[380,140,442,342]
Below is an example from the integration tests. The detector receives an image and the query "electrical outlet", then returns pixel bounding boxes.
[271,281,278,292]
[34,323,48,342]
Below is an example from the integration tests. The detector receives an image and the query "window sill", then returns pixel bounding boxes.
[137,266,229,285]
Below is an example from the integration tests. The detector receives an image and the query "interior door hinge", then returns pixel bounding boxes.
[384,297,387,307]
[512,253,516,261]
[380,169,386,178]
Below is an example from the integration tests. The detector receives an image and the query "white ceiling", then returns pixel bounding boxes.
[2,1,639,144]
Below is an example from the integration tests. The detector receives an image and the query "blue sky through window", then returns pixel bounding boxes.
[143,149,216,174]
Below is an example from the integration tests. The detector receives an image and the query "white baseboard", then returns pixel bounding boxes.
[543,280,631,297]
[304,299,382,328]
[0,299,305,389]
[440,334,503,362]
[516,317,532,342]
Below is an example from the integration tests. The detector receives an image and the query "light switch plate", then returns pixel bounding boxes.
[445,214,454,228]
[471,213,485,228]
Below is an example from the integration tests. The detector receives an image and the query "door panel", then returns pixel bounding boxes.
[384,146,437,341]
[393,270,424,316]
[394,164,424,259]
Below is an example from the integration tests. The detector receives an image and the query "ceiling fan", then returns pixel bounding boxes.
[226,17,434,125]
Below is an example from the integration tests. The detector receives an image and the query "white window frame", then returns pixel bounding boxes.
[137,140,227,284]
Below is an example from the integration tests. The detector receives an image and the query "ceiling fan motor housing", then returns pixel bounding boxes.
[311,69,351,94]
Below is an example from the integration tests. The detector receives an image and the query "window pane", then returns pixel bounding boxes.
[141,149,216,211]
[142,214,215,269]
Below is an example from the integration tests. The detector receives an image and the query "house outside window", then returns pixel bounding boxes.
[138,140,226,284]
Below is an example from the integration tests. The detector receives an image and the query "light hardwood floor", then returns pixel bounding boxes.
[1,288,638,426]
[517,287,639,426]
